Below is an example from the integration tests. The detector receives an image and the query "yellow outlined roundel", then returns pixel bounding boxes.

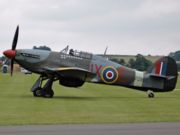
[101,66,118,84]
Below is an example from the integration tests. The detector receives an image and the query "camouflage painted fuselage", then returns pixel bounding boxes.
[14,49,178,92]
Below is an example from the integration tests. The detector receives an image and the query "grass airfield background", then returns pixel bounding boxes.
[0,73,179,125]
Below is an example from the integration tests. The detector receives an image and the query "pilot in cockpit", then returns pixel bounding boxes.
[69,49,74,56]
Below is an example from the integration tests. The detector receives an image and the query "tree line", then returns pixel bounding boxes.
[110,54,180,72]
[110,54,153,71]
[1,48,180,72]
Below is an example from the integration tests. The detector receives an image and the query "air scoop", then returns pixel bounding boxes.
[3,50,16,59]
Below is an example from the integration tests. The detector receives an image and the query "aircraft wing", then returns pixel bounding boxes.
[43,67,95,80]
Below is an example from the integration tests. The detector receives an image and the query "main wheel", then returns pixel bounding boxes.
[43,89,54,98]
[33,88,42,97]
[148,92,155,98]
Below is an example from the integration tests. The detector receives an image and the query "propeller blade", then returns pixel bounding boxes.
[11,59,14,76]
[12,25,19,50]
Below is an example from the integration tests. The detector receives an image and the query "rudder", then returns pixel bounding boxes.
[147,57,178,91]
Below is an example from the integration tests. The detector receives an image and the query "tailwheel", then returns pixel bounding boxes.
[33,88,42,97]
[147,90,155,98]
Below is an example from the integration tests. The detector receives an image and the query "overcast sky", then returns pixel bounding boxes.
[0,0,180,56]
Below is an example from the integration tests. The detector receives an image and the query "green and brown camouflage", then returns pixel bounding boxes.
[3,26,178,98]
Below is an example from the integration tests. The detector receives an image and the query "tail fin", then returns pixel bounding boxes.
[147,57,178,91]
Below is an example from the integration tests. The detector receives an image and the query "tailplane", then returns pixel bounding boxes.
[147,57,178,91]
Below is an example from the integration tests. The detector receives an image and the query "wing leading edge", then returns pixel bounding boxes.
[42,67,96,81]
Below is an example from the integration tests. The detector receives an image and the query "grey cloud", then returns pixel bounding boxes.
[0,0,180,55]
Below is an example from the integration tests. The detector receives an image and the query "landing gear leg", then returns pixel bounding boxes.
[31,76,46,97]
[31,76,55,98]
[41,77,54,98]
[147,90,155,98]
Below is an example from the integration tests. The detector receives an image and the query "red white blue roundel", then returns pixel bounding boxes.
[101,66,118,84]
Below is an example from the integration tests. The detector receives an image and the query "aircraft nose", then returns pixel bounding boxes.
[3,50,16,59]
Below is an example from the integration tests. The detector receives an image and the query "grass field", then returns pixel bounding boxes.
[0,73,180,125]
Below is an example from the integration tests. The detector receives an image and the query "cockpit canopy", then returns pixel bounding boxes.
[60,46,92,59]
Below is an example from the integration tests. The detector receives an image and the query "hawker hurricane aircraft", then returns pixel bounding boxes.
[3,26,178,98]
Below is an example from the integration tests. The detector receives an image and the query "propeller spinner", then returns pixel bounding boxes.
[3,25,19,76]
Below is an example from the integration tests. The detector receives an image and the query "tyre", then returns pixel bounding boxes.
[33,88,42,97]
[43,90,54,98]
[148,92,155,98]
